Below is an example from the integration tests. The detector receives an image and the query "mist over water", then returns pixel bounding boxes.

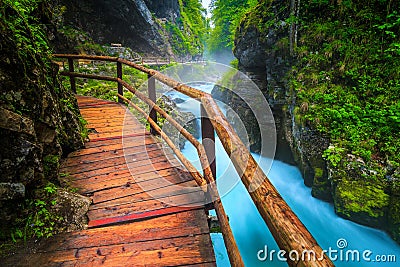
[206,49,235,65]
[164,82,400,267]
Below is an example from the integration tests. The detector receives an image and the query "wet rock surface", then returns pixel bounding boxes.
[0,7,85,235]
[54,0,179,57]
[52,189,91,232]
[158,95,199,149]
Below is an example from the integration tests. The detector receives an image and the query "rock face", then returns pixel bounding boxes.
[231,0,296,162]
[144,0,180,22]
[328,154,391,228]
[211,84,263,153]
[234,26,266,69]
[159,95,199,149]
[52,189,91,231]
[232,0,340,201]
[0,1,84,235]
[53,0,179,56]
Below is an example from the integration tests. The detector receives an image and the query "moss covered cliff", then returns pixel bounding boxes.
[232,0,400,243]
[0,0,85,241]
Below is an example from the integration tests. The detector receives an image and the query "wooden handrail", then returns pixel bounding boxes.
[118,94,244,267]
[53,54,334,267]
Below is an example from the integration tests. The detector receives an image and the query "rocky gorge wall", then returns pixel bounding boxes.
[0,0,85,238]
[51,0,174,56]
[52,0,205,59]
[227,0,399,243]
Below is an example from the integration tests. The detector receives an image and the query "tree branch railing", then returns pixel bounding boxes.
[54,54,334,267]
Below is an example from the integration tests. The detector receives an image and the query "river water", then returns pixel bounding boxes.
[163,82,400,266]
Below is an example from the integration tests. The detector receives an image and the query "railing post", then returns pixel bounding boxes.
[67,58,76,94]
[117,61,123,104]
[147,73,158,135]
[201,104,216,180]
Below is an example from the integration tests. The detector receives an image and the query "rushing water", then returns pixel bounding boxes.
[164,83,400,266]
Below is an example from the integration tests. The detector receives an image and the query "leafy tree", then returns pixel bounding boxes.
[166,0,208,57]
[208,0,258,53]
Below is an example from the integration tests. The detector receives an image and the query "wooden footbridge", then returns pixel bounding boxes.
[6,54,334,266]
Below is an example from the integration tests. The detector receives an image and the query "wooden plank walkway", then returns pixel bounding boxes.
[4,96,216,266]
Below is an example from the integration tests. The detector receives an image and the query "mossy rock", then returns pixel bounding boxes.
[388,196,400,243]
[333,179,390,228]
[388,179,400,243]
[311,167,332,201]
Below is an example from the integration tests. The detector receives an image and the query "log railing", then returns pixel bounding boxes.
[54,54,334,267]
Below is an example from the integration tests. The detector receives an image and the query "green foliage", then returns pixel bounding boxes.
[281,0,400,232]
[165,0,207,57]
[1,0,51,68]
[71,62,143,102]
[79,117,89,140]
[208,0,258,53]
[0,0,86,248]
[27,182,63,239]
[322,146,344,167]
[335,180,390,218]
[314,167,324,179]
[235,0,278,40]
[43,154,60,179]
[229,58,239,68]
[291,0,400,165]
[10,183,63,242]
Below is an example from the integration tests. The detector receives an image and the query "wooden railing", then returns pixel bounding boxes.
[54,54,334,267]
[140,56,171,65]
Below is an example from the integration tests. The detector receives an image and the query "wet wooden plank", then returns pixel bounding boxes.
[73,170,194,196]
[86,124,144,133]
[66,167,189,192]
[62,158,182,181]
[61,154,176,176]
[88,131,147,140]
[63,144,161,165]
[35,209,211,251]
[67,135,155,157]
[85,118,138,127]
[86,124,143,133]
[83,133,151,148]
[79,106,128,113]
[90,179,200,206]
[63,146,169,168]
[87,189,205,220]
[79,101,118,108]
[88,206,202,227]
[9,234,215,267]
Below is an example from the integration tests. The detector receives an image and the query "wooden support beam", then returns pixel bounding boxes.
[147,74,157,135]
[117,61,123,104]
[201,104,216,180]
[67,58,76,94]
